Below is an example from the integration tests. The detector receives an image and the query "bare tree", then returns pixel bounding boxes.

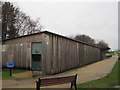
[69,34,109,50]
[16,11,42,36]
[2,1,42,40]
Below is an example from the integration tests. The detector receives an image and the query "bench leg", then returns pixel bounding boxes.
[74,83,77,90]
[71,82,73,88]
[74,74,77,90]
[36,81,40,90]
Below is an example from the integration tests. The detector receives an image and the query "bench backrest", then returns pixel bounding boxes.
[37,74,77,87]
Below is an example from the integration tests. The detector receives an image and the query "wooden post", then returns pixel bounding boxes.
[9,68,12,76]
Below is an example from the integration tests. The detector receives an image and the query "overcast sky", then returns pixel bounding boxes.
[7,0,118,50]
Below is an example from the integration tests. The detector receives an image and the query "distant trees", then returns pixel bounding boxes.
[15,11,42,36]
[2,2,19,40]
[74,34,96,45]
[96,40,109,50]
[69,34,109,50]
[2,1,42,41]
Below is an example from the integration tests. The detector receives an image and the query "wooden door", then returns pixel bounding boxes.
[32,42,42,71]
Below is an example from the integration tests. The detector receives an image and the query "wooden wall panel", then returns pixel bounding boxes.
[2,34,44,70]
[2,43,32,69]
[44,34,101,75]
[3,32,100,75]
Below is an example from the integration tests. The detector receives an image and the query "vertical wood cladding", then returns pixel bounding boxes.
[2,34,44,69]
[44,34,100,75]
[2,43,31,69]
[2,31,100,75]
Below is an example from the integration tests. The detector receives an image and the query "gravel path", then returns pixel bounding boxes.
[2,56,118,88]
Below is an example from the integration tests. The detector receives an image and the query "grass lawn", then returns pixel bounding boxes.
[77,60,119,88]
[2,69,28,79]
[106,52,115,56]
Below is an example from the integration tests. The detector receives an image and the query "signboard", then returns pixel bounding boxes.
[7,62,14,68]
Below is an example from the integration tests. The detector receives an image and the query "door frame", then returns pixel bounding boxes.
[31,42,43,71]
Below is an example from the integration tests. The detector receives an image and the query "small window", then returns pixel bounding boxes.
[32,54,41,61]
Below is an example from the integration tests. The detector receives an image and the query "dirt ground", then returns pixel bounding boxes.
[2,56,118,88]
[12,71,33,78]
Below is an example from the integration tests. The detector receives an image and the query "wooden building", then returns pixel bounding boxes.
[100,47,110,59]
[2,31,101,75]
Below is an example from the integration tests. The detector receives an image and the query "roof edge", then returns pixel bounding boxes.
[3,30,100,49]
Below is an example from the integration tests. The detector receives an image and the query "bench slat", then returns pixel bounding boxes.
[40,76,75,86]
[36,74,77,90]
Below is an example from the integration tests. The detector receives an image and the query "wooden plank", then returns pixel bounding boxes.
[40,75,76,86]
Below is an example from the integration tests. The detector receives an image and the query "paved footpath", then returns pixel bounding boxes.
[2,56,118,88]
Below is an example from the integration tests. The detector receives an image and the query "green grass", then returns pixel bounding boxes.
[106,52,115,56]
[77,60,119,88]
[2,69,28,79]
[118,53,120,56]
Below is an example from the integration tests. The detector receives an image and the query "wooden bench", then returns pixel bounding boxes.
[36,74,77,90]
